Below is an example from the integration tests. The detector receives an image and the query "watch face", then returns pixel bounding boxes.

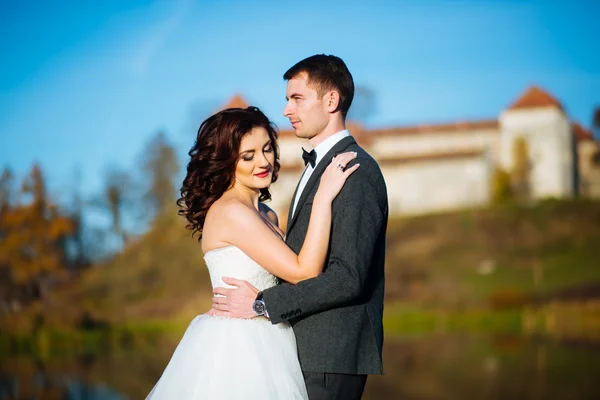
[253,300,265,315]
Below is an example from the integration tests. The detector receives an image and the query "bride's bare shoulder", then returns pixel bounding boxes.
[206,196,256,224]
[203,197,258,252]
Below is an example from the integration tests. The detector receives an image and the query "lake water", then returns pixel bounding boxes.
[2,334,599,399]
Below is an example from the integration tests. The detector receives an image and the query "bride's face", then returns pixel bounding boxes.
[234,126,275,191]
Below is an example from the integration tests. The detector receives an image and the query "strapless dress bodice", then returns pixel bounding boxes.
[204,245,278,292]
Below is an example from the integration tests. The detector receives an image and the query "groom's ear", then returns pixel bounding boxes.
[325,90,341,114]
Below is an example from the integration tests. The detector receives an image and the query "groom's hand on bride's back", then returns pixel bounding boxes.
[211,277,259,319]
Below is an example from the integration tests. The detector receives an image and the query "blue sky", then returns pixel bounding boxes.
[1,0,599,200]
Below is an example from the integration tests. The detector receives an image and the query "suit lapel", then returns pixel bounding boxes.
[287,136,356,233]
[285,169,305,235]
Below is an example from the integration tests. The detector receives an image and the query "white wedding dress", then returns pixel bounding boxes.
[146,245,308,399]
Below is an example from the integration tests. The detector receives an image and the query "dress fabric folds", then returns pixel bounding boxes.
[146,245,308,400]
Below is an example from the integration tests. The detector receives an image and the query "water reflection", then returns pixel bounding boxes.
[2,334,599,399]
[0,353,128,400]
[364,335,600,399]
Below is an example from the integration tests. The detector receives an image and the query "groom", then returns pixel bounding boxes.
[212,54,388,399]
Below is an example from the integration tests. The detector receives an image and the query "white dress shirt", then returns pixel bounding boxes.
[291,129,351,217]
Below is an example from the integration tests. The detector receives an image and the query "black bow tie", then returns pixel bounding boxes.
[302,148,316,168]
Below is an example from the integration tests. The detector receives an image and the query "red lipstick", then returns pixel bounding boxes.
[254,170,270,179]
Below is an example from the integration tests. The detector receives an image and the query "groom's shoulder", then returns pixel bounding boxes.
[348,143,383,177]
[342,143,387,202]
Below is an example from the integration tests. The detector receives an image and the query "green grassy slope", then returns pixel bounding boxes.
[384,199,600,309]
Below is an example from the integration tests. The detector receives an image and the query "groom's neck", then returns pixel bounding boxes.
[309,120,346,148]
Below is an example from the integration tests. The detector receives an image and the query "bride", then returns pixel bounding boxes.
[146,106,359,399]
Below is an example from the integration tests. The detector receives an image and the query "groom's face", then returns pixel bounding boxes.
[283,72,329,140]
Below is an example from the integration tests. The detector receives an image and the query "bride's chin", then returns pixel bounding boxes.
[251,183,271,190]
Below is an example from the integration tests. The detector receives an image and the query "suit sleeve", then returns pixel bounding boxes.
[262,159,387,324]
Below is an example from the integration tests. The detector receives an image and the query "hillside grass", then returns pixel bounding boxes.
[384,198,600,308]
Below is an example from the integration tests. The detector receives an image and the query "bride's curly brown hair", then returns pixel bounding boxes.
[177,106,281,239]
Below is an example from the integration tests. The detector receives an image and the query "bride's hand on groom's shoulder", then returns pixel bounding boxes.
[315,152,360,203]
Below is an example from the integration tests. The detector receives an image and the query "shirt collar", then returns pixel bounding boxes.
[312,129,351,167]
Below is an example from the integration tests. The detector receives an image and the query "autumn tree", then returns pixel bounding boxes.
[0,168,13,279]
[67,167,90,269]
[0,167,14,215]
[491,167,512,204]
[511,136,531,201]
[593,107,600,140]
[96,167,133,246]
[142,132,180,220]
[0,164,74,295]
[347,85,377,123]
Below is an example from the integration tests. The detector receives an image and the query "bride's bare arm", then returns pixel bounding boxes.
[219,153,359,284]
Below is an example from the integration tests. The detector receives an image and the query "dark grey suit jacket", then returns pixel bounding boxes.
[262,136,388,375]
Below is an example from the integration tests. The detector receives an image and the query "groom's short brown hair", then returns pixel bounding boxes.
[283,54,355,118]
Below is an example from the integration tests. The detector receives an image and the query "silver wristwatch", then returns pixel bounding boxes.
[252,291,269,318]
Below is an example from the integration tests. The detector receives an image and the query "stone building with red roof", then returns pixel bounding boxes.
[218,86,600,218]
